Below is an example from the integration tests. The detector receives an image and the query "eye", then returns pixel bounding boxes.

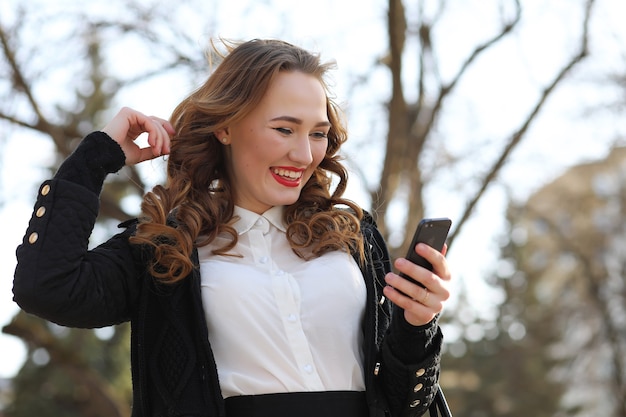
[310,131,329,139]
[274,127,293,135]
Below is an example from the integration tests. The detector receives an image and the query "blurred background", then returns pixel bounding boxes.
[1,0,625,416]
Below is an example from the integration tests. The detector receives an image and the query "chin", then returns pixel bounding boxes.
[271,193,302,207]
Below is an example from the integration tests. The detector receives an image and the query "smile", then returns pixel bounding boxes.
[271,167,304,187]
[272,167,303,179]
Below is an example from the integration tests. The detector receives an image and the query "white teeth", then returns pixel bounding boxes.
[273,168,302,179]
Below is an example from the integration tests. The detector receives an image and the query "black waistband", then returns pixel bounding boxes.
[225,391,368,417]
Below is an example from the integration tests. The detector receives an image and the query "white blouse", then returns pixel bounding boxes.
[198,205,366,398]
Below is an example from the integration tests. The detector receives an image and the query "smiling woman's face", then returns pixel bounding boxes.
[219,71,330,214]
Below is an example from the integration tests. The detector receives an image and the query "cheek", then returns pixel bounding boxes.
[230,142,262,172]
[303,141,329,181]
[312,140,329,166]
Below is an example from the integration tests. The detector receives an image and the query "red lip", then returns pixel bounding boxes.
[270,167,304,188]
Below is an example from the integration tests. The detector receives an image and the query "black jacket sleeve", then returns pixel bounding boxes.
[12,132,143,328]
[381,309,442,417]
[361,214,442,417]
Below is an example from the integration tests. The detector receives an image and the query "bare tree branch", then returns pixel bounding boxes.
[374,0,523,255]
[0,24,69,154]
[412,0,522,152]
[448,0,596,248]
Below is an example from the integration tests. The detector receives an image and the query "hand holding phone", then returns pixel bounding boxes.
[400,217,452,286]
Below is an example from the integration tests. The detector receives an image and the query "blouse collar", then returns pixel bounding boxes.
[232,205,287,235]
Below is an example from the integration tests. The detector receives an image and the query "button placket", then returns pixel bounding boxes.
[248,217,271,268]
[267,257,323,390]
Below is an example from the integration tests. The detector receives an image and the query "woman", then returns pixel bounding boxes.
[13,39,451,417]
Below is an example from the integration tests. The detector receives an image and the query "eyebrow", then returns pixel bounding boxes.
[270,116,331,127]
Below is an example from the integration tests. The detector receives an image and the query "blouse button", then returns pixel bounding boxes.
[413,383,423,392]
[36,206,46,217]
[254,217,270,234]
[28,232,39,244]
[415,368,426,377]
[303,364,313,374]
[41,184,51,196]
[409,399,421,408]
[259,256,268,264]
[287,314,297,322]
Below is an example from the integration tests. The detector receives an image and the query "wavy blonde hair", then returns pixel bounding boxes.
[130,39,364,283]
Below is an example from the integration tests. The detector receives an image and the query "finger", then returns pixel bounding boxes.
[387,262,450,305]
[103,107,142,144]
[152,116,176,135]
[394,257,425,287]
[136,147,161,163]
[400,283,432,307]
[385,278,445,321]
[148,117,173,155]
[141,118,170,158]
[415,243,451,281]
[417,285,431,306]
[383,285,435,326]
[382,283,422,309]
[393,255,442,290]
[385,271,429,301]
[146,119,165,156]
[147,116,175,136]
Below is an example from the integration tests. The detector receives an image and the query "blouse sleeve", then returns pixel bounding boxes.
[12,132,144,328]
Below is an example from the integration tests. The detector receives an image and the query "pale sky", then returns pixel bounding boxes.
[1,0,626,379]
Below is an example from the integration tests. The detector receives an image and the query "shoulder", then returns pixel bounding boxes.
[346,208,389,269]
[360,209,377,228]
[333,205,376,228]
[331,205,385,250]
[116,218,154,265]
[359,210,384,247]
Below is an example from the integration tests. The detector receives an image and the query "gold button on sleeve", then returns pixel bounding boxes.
[413,383,424,392]
[28,232,39,244]
[409,399,421,408]
[415,368,426,377]
[36,206,46,217]
[41,184,51,196]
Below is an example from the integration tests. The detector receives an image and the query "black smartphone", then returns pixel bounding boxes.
[400,217,452,284]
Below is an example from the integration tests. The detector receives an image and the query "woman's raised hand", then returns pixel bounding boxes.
[102,107,175,166]
[383,243,452,326]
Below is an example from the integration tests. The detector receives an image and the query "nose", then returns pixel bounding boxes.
[288,134,313,165]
